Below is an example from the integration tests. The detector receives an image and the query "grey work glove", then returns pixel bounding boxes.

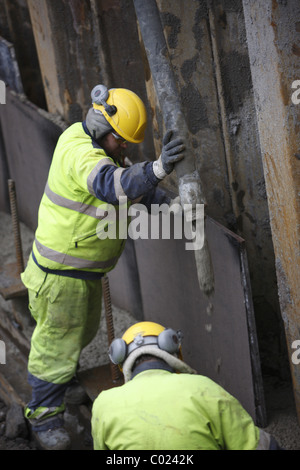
[153,130,185,179]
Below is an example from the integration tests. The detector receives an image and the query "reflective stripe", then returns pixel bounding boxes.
[113,167,126,200]
[87,158,117,196]
[25,405,65,422]
[45,182,106,219]
[256,429,271,450]
[32,251,104,280]
[34,238,118,270]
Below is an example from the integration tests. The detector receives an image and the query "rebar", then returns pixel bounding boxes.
[102,274,121,382]
[8,180,24,274]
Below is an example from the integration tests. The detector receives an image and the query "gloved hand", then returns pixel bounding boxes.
[153,130,185,179]
[161,130,185,174]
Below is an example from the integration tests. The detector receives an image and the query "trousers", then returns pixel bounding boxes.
[21,254,102,397]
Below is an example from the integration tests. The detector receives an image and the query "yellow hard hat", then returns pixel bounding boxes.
[122,321,165,345]
[92,87,147,143]
[108,321,182,365]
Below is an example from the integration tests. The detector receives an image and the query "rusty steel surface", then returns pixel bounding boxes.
[0,180,26,301]
[0,89,65,231]
[243,0,300,421]
[78,364,124,402]
[0,262,27,301]
[207,2,281,326]
[102,275,123,383]
[8,180,24,274]
[27,0,155,163]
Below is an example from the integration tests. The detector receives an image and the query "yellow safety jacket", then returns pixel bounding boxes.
[91,369,267,450]
[32,122,129,276]
[21,123,170,385]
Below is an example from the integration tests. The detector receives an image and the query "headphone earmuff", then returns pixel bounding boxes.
[108,328,182,365]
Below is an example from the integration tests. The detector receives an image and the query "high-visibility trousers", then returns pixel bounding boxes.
[21,255,102,384]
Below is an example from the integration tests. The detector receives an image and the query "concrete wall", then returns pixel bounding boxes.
[140,0,287,376]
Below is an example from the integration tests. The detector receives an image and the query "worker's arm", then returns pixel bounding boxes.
[91,161,170,207]
[91,130,184,207]
[205,382,283,450]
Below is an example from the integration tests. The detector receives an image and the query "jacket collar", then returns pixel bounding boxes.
[82,121,103,149]
[131,359,174,380]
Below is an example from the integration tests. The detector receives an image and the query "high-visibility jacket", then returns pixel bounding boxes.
[21,122,170,386]
[91,369,268,450]
[32,122,167,275]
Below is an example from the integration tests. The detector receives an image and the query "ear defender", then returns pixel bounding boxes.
[91,84,117,116]
[108,328,182,365]
[157,328,182,354]
[109,338,127,365]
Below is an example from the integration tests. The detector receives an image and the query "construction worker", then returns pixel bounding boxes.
[21,85,185,450]
[91,321,283,451]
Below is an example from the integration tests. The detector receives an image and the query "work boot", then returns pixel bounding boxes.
[33,426,71,451]
[25,405,71,450]
[64,379,89,405]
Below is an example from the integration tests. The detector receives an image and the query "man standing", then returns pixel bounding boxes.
[21,85,185,450]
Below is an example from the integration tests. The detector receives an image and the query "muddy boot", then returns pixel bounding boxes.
[33,426,71,451]
[25,405,71,450]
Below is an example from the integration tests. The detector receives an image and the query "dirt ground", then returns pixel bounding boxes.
[0,211,300,450]
[0,400,36,450]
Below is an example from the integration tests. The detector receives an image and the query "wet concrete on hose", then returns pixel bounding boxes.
[0,212,300,450]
